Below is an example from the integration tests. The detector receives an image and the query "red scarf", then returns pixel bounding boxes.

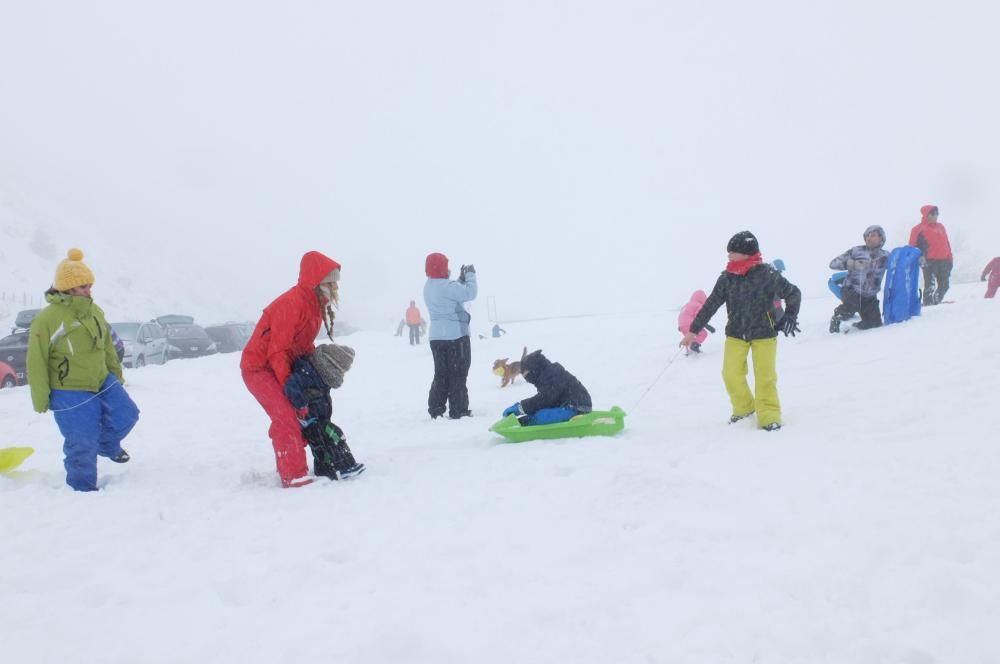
[726,252,763,276]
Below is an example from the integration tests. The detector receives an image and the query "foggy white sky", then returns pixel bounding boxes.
[2,1,999,328]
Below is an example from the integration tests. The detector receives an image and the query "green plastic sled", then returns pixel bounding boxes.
[490,406,626,443]
[0,447,35,473]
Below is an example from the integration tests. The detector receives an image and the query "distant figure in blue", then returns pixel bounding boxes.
[501,349,592,426]
[492,323,506,338]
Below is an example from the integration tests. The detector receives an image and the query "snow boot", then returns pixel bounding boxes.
[282,476,315,489]
[690,342,702,353]
[335,463,366,480]
[728,411,754,424]
[110,449,130,463]
[829,315,841,334]
[762,422,782,431]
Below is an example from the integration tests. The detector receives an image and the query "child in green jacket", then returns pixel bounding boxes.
[27,249,140,491]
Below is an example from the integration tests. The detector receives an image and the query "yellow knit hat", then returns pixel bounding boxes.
[54,248,96,292]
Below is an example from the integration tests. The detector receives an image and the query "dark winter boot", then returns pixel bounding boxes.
[762,422,782,431]
[110,449,130,463]
[690,342,702,353]
[335,463,366,479]
[829,315,841,334]
[728,411,754,424]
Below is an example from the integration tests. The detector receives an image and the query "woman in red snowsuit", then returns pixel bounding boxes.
[982,257,1000,299]
[241,251,341,487]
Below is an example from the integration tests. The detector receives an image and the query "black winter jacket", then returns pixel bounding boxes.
[519,351,592,415]
[691,264,801,341]
[284,357,332,422]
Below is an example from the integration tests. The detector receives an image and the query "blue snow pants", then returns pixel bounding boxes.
[50,374,140,491]
[524,407,579,426]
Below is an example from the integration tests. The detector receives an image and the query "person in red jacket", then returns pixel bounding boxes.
[241,251,342,488]
[908,204,954,305]
[983,257,1000,299]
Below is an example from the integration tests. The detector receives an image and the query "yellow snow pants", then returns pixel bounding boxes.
[722,336,781,428]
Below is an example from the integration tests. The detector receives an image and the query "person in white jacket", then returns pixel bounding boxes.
[423,252,478,419]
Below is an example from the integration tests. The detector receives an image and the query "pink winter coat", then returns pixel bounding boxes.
[678,290,710,345]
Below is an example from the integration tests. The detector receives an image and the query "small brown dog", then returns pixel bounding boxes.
[493,347,527,387]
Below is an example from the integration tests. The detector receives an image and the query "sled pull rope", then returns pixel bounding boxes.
[49,382,117,412]
[631,347,684,412]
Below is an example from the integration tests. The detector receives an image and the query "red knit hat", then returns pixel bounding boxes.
[425,253,449,278]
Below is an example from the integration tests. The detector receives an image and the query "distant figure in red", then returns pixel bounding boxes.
[241,251,341,488]
[983,257,1000,298]
[677,290,711,353]
[908,204,954,305]
[405,300,424,345]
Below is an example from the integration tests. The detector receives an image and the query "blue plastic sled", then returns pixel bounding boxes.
[883,246,922,324]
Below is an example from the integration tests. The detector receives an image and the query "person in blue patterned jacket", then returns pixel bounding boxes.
[828,225,890,333]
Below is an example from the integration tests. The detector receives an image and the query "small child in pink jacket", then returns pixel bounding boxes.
[678,290,714,353]
[983,257,1000,299]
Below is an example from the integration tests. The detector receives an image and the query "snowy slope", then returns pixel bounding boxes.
[2,282,999,663]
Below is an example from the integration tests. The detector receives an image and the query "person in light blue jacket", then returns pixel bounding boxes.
[423,252,478,419]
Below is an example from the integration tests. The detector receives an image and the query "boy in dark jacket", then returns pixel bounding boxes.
[828,225,889,332]
[501,349,592,426]
[283,343,364,480]
[680,231,802,431]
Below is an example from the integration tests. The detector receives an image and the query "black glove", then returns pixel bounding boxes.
[777,315,800,337]
[464,264,475,274]
[458,265,468,283]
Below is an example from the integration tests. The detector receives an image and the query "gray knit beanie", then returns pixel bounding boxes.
[311,344,356,389]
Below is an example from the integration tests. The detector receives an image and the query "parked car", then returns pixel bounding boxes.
[156,314,195,327]
[165,324,217,359]
[0,361,17,388]
[110,322,169,368]
[11,308,41,333]
[205,322,255,354]
[0,332,29,385]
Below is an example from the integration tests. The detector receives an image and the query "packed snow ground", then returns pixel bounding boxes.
[2,282,999,663]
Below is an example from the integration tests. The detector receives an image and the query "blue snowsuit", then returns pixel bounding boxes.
[50,374,139,491]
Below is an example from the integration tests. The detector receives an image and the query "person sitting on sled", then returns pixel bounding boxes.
[828,225,889,332]
[283,343,364,480]
[501,349,592,426]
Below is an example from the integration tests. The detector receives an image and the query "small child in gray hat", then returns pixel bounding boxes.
[284,343,364,480]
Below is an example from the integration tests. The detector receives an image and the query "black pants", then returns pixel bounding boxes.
[834,287,882,329]
[302,420,357,477]
[922,260,953,305]
[428,335,471,418]
[408,324,421,345]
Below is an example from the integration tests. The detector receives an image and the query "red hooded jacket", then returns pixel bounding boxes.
[241,251,341,386]
[908,206,953,261]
